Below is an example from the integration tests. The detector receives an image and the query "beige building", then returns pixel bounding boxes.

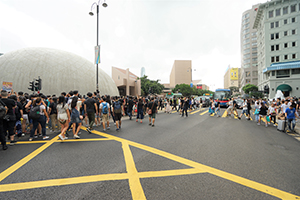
[170,60,192,88]
[224,67,241,89]
[112,67,141,96]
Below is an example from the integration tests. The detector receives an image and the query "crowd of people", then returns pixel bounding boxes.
[1,89,299,151]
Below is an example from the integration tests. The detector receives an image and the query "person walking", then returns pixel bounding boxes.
[147,97,158,126]
[181,97,189,117]
[285,103,298,133]
[165,99,171,114]
[84,92,98,133]
[136,98,144,123]
[57,96,70,140]
[238,99,248,120]
[215,99,221,117]
[29,97,50,141]
[268,103,278,126]
[0,98,8,150]
[258,102,268,127]
[70,97,81,139]
[112,97,124,131]
[100,97,110,131]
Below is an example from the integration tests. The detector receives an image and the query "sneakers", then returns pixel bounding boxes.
[286,130,291,133]
[86,128,92,134]
[136,119,138,122]
[29,138,33,141]
[43,136,50,140]
[74,135,80,139]
[116,128,119,131]
[149,123,151,126]
[34,135,38,138]
[103,129,106,131]
[273,124,277,127]
[58,134,65,141]
[9,140,17,146]
[265,124,268,127]
[107,126,110,130]
[2,145,8,150]
[152,124,155,127]
[257,123,260,125]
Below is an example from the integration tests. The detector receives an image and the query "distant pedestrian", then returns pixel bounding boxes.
[84,92,98,133]
[136,98,144,123]
[112,96,124,131]
[147,97,158,126]
[100,97,110,131]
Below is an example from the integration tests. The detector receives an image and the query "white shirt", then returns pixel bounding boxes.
[281,104,289,113]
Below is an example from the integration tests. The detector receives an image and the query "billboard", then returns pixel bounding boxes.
[230,68,238,80]
[2,81,13,92]
[197,84,202,89]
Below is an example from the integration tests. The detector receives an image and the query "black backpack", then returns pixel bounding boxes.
[29,105,41,120]
[0,103,6,119]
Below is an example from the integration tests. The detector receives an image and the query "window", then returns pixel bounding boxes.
[252,37,257,41]
[243,33,250,39]
[245,71,251,77]
[252,52,257,57]
[244,59,250,64]
[244,49,250,54]
[270,22,274,29]
[246,79,251,83]
[275,21,279,27]
[291,4,296,13]
[252,58,257,62]
[292,54,296,59]
[244,44,250,49]
[271,45,275,51]
[253,71,258,77]
[292,41,296,47]
[276,44,279,51]
[272,56,280,62]
[276,8,281,16]
[271,57,275,62]
[243,38,250,44]
[284,31,288,36]
[243,13,249,19]
[244,64,250,68]
[243,28,250,34]
[275,33,279,39]
[243,23,250,29]
[284,19,288,24]
[276,56,279,62]
[284,55,288,60]
[244,53,250,59]
[272,71,275,76]
[283,6,288,15]
[269,10,274,18]
[292,69,300,74]
[252,47,257,51]
[292,29,296,35]
[284,43,288,48]
[251,32,257,36]
[291,17,296,23]
[277,70,290,78]
[242,18,250,25]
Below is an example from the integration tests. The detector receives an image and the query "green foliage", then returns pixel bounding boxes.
[172,84,214,97]
[242,84,258,94]
[250,91,264,98]
[229,86,239,93]
[138,75,164,96]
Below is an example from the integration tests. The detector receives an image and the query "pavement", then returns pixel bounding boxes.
[1,107,300,199]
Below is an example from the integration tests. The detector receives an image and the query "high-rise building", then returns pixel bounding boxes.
[240,4,260,90]
[224,67,240,89]
[253,0,300,98]
[170,60,192,88]
[141,67,145,77]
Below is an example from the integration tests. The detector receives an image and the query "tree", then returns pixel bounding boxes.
[229,86,239,93]
[242,84,258,94]
[172,84,214,97]
[138,76,164,96]
[250,91,264,98]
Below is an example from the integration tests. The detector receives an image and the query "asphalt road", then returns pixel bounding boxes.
[1,108,300,200]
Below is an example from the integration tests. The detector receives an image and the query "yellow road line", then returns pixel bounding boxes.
[7,141,47,144]
[0,136,58,182]
[190,110,201,115]
[222,110,228,118]
[91,130,300,199]
[122,142,146,200]
[0,173,128,192]
[139,168,205,179]
[199,110,208,115]
[54,138,112,142]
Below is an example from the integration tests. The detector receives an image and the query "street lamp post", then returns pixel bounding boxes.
[89,0,107,92]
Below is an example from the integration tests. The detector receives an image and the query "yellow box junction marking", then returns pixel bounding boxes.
[0,127,299,199]
[199,110,209,115]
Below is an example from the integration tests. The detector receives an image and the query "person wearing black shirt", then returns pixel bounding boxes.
[1,90,17,145]
[0,97,8,150]
[147,97,158,127]
[84,92,98,133]
[182,97,189,117]
[127,96,134,120]
[49,97,60,132]
[136,98,144,123]
[215,99,221,117]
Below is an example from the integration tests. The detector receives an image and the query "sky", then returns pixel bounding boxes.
[0,0,264,91]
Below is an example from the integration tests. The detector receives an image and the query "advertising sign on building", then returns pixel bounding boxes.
[95,45,100,64]
[197,84,202,89]
[2,81,12,92]
[230,68,238,80]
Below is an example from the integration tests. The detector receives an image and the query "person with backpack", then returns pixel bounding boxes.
[136,98,144,123]
[84,92,98,133]
[112,96,124,131]
[100,97,110,131]
[70,97,81,139]
[29,97,49,141]
[147,97,158,126]
[48,97,60,133]
[0,97,8,150]
[57,96,70,140]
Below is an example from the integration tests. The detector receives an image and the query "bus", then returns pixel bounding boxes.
[213,89,231,107]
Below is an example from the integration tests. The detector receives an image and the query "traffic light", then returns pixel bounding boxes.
[35,77,42,91]
[28,81,35,91]
[264,85,269,94]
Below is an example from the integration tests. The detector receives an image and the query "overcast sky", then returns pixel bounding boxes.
[0,0,263,91]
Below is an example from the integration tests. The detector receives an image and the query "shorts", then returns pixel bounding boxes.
[23,114,28,121]
[242,110,248,115]
[114,113,122,121]
[95,113,101,118]
[227,107,233,113]
[102,114,108,123]
[149,113,156,119]
[59,119,67,124]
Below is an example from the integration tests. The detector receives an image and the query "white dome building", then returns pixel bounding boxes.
[0,47,119,96]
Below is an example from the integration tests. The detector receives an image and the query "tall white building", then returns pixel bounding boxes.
[253,0,300,98]
[240,4,260,89]
[140,67,145,77]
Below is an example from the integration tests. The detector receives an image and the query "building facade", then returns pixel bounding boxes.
[240,4,260,89]
[170,60,192,88]
[112,67,141,96]
[224,67,240,89]
[253,0,300,98]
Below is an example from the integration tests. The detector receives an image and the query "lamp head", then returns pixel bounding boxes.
[89,12,94,16]
[102,2,107,7]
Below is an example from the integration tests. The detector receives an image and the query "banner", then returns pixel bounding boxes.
[95,45,100,64]
[197,85,202,89]
[2,81,13,92]
[230,68,239,80]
